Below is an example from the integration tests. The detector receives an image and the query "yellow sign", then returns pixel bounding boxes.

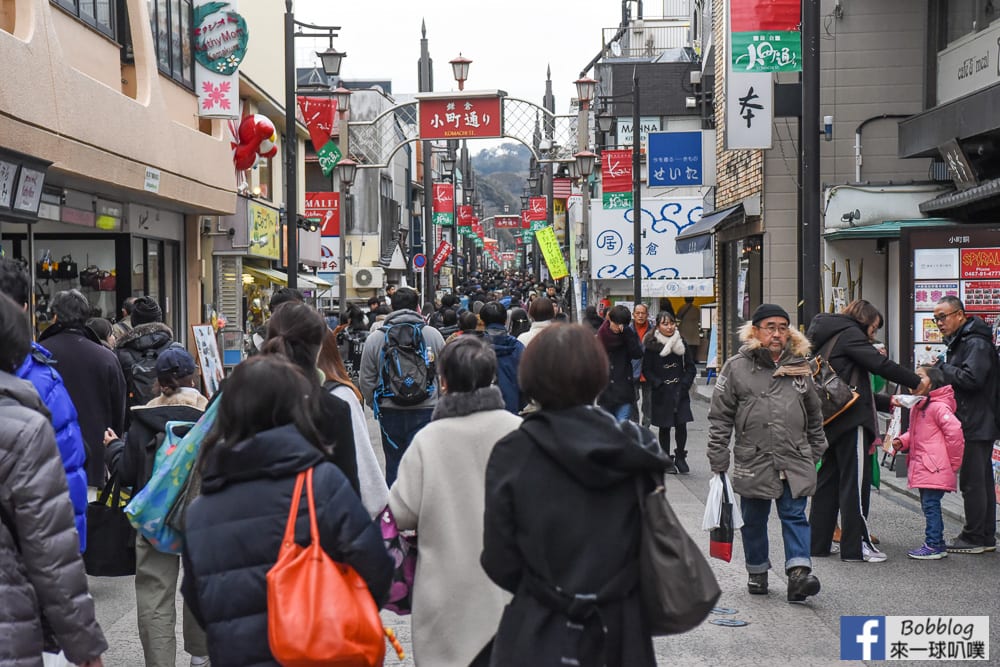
[535,225,568,280]
[247,202,280,259]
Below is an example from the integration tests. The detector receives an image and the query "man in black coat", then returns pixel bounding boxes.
[114,296,182,408]
[39,289,127,488]
[933,296,1000,553]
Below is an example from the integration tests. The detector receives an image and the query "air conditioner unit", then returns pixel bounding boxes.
[351,266,385,290]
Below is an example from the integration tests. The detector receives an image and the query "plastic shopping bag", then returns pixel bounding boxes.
[702,472,744,532]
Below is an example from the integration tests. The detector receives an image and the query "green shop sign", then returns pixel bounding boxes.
[603,192,633,210]
[731,32,801,73]
[194,2,249,75]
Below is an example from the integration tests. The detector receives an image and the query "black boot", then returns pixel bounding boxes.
[786,566,820,603]
[673,452,689,474]
[664,454,678,474]
[747,572,768,595]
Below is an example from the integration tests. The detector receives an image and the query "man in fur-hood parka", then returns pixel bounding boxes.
[706,304,827,603]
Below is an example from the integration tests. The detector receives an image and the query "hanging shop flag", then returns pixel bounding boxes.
[730,0,802,73]
[527,196,548,221]
[432,240,453,273]
[457,204,473,235]
[419,96,503,140]
[297,97,341,176]
[432,183,454,226]
[601,149,633,210]
[535,225,569,280]
[194,0,248,118]
[521,210,531,229]
[725,72,774,150]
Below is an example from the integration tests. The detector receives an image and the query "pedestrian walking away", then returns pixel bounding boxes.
[707,303,828,603]
[806,300,928,564]
[932,296,1000,554]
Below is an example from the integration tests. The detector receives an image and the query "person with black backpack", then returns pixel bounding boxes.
[359,287,445,485]
[114,296,184,408]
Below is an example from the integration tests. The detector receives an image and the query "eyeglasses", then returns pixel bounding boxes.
[932,310,959,323]
[758,325,790,335]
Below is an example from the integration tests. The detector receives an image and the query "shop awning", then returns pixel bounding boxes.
[675,204,743,254]
[823,218,955,241]
[243,265,332,291]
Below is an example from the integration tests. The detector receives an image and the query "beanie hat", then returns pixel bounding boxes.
[155,347,196,378]
[131,296,163,325]
[751,303,790,325]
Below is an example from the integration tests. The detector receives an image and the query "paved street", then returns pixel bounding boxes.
[89,395,999,666]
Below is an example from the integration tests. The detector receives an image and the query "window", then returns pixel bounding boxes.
[147,0,193,87]
[51,0,117,39]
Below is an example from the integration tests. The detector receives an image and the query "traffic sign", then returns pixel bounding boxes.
[412,253,427,269]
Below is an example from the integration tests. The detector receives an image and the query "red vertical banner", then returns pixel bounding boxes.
[601,149,633,193]
[521,210,531,229]
[297,97,338,150]
[431,183,454,226]
[457,204,473,235]
[432,240,453,273]
[528,196,548,221]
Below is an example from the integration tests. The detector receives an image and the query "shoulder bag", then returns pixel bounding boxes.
[636,473,722,635]
[267,468,386,667]
[377,505,417,616]
[83,472,136,577]
[811,331,860,425]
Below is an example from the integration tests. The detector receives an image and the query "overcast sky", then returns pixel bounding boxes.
[294,0,628,113]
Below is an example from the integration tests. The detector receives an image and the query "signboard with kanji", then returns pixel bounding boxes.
[725,72,773,149]
[535,225,568,280]
[432,182,454,226]
[306,192,340,277]
[432,240,453,273]
[419,96,502,139]
[494,215,520,229]
[730,0,802,73]
[647,131,716,187]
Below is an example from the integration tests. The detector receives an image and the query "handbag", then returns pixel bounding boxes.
[82,474,136,577]
[811,331,860,425]
[377,505,417,616]
[35,250,54,280]
[635,473,721,636]
[79,266,101,290]
[55,255,78,280]
[98,270,117,291]
[125,402,218,554]
[267,468,386,667]
[708,474,735,563]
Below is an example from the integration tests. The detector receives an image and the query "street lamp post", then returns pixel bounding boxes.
[332,86,352,316]
[450,54,472,91]
[441,152,457,293]
[574,150,597,320]
[284,1,342,290]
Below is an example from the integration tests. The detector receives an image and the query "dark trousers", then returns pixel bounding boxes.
[958,439,998,547]
[658,423,688,457]
[378,407,434,486]
[810,426,874,560]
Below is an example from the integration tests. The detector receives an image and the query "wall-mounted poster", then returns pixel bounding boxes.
[914,281,960,310]
[914,343,947,367]
[961,248,1000,279]
[961,280,1000,309]
[914,313,942,343]
[914,248,959,279]
[191,324,224,398]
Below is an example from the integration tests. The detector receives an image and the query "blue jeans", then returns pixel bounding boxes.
[739,481,812,574]
[610,402,633,422]
[378,407,434,486]
[919,488,946,549]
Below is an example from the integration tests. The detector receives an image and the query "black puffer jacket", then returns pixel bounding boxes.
[482,406,671,667]
[0,371,107,666]
[807,313,921,441]
[939,316,1000,442]
[181,424,392,667]
[114,322,181,407]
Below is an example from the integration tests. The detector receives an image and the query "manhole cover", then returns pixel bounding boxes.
[711,607,738,615]
[710,618,749,627]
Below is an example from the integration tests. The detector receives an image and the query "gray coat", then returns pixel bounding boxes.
[358,309,445,410]
[706,323,828,499]
[0,372,107,666]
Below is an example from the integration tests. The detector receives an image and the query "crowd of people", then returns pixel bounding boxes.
[0,256,997,665]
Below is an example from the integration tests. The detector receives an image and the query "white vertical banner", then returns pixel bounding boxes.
[725,1,773,150]
[193,1,248,119]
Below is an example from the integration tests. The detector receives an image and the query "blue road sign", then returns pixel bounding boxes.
[412,253,427,269]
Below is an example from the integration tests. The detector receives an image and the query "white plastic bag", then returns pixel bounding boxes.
[702,473,744,531]
[41,652,71,667]
[883,406,902,453]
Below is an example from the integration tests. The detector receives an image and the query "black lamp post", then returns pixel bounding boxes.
[284,1,341,290]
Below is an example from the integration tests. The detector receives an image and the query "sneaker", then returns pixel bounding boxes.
[190,657,210,667]
[907,544,947,560]
[862,543,888,563]
[674,454,690,474]
[747,572,768,595]
[786,567,820,603]
[945,537,986,554]
[984,543,997,553]
[830,543,840,555]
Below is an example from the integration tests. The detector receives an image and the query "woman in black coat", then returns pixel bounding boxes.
[180,355,392,667]
[807,300,928,563]
[642,311,697,473]
[482,324,671,667]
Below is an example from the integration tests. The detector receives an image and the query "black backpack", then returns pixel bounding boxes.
[375,322,435,408]
[128,342,184,405]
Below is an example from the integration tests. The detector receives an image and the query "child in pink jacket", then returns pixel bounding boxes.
[892,367,965,560]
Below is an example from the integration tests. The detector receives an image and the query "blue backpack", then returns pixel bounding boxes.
[375,322,435,410]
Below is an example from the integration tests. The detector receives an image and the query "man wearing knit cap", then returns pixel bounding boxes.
[114,296,183,408]
[706,303,828,603]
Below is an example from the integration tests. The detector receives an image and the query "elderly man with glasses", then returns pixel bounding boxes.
[932,296,1000,554]
[707,303,828,603]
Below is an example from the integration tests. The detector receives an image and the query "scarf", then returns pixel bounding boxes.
[431,385,505,421]
[654,329,686,357]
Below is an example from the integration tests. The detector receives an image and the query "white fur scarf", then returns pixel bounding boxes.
[654,329,686,357]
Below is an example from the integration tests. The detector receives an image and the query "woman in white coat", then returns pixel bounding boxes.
[389,336,522,666]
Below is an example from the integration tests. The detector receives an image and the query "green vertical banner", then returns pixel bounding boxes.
[316,140,342,177]
[730,0,802,73]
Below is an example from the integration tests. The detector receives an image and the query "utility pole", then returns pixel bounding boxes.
[418,21,434,299]
[632,68,641,305]
[801,0,821,325]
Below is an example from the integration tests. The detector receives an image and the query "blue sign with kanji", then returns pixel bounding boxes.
[647,131,703,187]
